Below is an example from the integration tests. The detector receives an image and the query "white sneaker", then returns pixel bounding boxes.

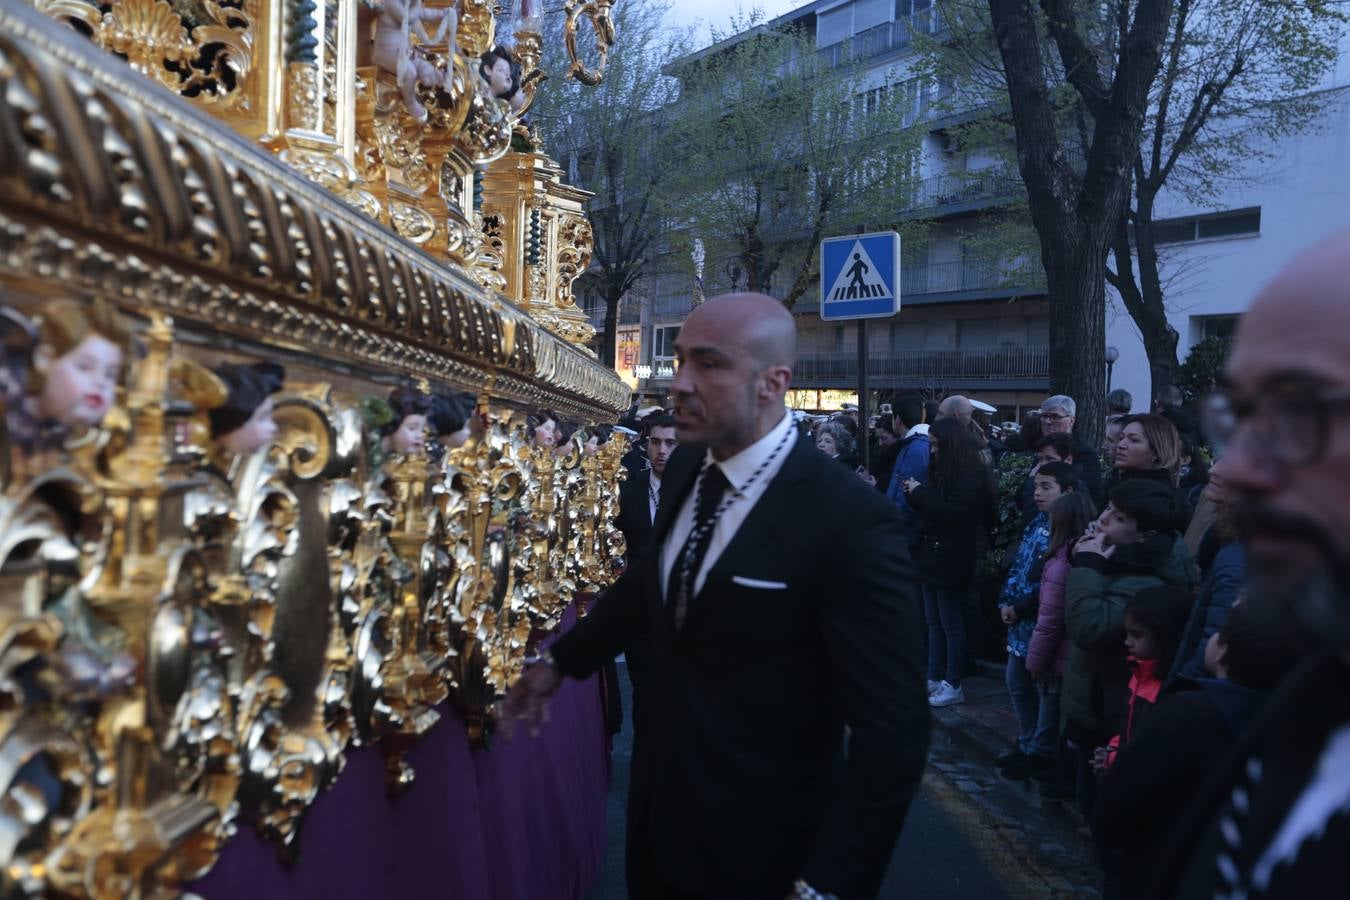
[928,681,965,707]
[927,680,941,695]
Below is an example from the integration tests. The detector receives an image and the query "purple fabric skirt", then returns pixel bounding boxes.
[191,606,611,899]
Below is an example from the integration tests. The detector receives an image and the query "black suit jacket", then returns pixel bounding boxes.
[551,436,931,899]
[615,467,655,561]
[614,468,655,690]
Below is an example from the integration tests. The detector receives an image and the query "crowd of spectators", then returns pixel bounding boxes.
[563,230,1350,899]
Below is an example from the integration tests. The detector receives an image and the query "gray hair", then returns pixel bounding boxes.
[1106,389,1133,415]
[1041,395,1076,417]
[818,420,857,457]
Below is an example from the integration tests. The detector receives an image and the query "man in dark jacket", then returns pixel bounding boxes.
[1040,394,1104,505]
[884,394,929,544]
[506,293,930,900]
[1171,540,1245,683]
[1155,231,1350,899]
[613,414,677,695]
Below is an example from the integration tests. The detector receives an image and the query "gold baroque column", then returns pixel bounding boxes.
[482,150,597,349]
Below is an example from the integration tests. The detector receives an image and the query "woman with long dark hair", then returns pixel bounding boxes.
[903,417,989,707]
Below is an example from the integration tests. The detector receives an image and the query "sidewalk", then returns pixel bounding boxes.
[925,665,1104,897]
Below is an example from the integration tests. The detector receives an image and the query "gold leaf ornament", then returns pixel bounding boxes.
[98,0,193,77]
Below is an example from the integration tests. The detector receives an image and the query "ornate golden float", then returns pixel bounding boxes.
[0,0,628,894]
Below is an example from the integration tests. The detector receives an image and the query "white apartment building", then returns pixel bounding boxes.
[1105,68,1350,412]
[586,1,1349,418]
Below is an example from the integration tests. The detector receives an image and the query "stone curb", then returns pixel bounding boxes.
[928,675,1099,867]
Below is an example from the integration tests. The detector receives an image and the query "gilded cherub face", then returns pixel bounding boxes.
[218,397,278,455]
[391,413,427,456]
[34,333,121,428]
[485,56,513,98]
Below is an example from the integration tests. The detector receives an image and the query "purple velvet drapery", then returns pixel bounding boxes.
[191,606,611,899]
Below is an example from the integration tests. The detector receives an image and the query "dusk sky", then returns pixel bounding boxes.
[663,0,806,43]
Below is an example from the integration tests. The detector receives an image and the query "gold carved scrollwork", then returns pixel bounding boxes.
[0,296,630,892]
[37,0,256,110]
[564,0,615,87]
[0,1,639,888]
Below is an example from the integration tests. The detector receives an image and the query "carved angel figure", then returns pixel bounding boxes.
[209,361,284,456]
[480,45,525,113]
[1,299,128,485]
[372,0,458,121]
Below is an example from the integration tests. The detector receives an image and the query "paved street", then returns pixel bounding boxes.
[588,663,1098,899]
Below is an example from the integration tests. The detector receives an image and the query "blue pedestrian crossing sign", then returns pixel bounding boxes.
[819,231,901,321]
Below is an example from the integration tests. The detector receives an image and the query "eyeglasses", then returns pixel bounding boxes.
[1039,412,1071,422]
[1208,379,1350,468]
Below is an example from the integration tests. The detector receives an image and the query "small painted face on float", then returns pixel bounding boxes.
[218,397,278,455]
[534,418,558,448]
[486,56,513,97]
[392,414,428,456]
[35,333,122,429]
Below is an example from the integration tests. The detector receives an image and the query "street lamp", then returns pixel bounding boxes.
[1105,345,1119,393]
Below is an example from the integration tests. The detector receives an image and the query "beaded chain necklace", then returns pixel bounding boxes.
[673,423,794,605]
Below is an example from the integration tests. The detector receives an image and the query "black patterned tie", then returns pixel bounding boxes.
[668,465,730,628]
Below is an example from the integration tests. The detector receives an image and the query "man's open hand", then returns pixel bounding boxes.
[501,661,564,737]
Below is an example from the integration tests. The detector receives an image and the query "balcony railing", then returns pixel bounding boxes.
[814,10,945,68]
[585,303,641,329]
[903,167,1021,214]
[652,294,695,321]
[901,258,1045,296]
[793,344,1050,384]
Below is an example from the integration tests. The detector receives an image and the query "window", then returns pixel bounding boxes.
[956,318,999,348]
[1026,317,1049,346]
[652,325,680,373]
[817,5,852,47]
[853,0,890,32]
[1146,208,1261,246]
[898,0,939,33]
[1198,315,1240,341]
[1198,211,1261,239]
[890,321,927,350]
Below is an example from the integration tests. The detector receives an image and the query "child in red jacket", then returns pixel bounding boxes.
[1092,586,1190,771]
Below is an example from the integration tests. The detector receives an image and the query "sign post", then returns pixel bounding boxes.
[819,231,902,476]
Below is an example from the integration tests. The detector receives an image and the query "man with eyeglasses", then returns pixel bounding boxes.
[1038,395,1104,504]
[1157,231,1350,899]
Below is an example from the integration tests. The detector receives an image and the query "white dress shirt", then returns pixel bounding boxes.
[659,411,794,599]
[647,473,662,522]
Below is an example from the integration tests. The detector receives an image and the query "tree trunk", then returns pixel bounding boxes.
[1132,189,1180,401]
[1044,243,1107,448]
[600,285,622,368]
[1111,190,1182,403]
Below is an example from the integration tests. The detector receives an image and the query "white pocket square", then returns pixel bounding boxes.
[731,576,788,590]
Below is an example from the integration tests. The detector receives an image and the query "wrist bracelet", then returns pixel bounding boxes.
[792,878,838,900]
[525,649,556,668]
